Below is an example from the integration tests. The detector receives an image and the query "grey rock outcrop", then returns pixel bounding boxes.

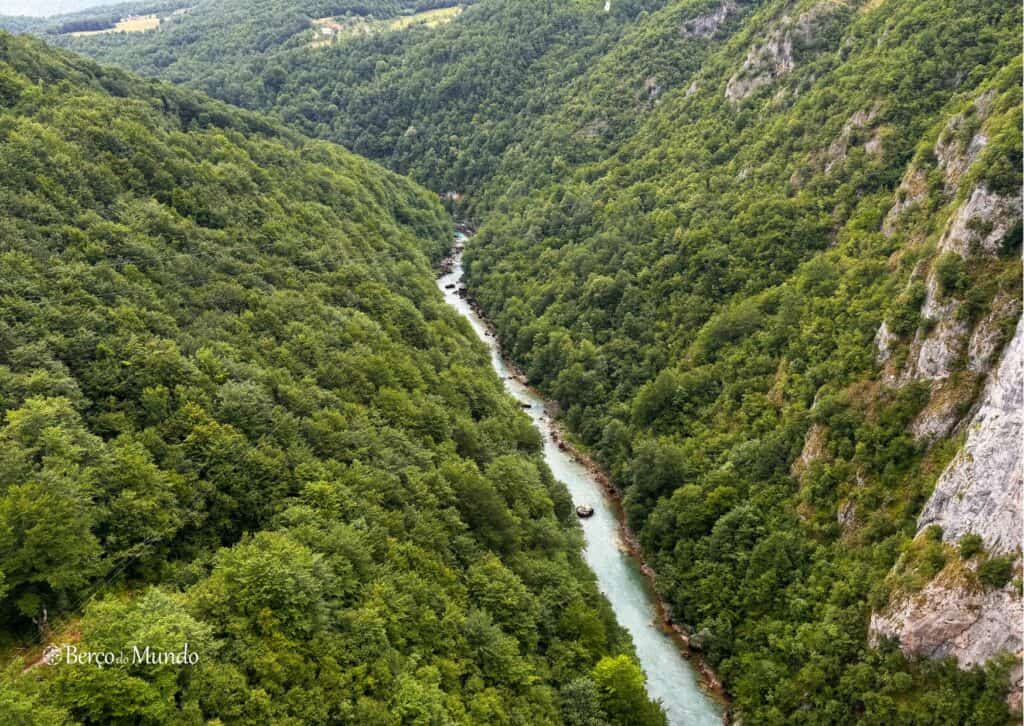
[681,0,736,38]
[877,180,1021,392]
[869,571,1022,670]
[875,319,898,365]
[871,318,1023,703]
[917,316,1023,553]
[724,4,833,102]
[938,186,1019,257]
[969,292,1022,374]
[865,79,1022,705]
[825,106,881,174]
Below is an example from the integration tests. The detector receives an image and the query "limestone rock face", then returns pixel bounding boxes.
[882,169,928,237]
[969,292,1022,374]
[938,186,1020,257]
[791,423,829,479]
[825,106,880,174]
[918,316,1023,553]
[871,318,1023,704]
[910,376,977,443]
[869,573,1022,669]
[681,0,736,38]
[899,272,967,385]
[875,319,897,365]
[724,4,834,102]
[876,178,1021,390]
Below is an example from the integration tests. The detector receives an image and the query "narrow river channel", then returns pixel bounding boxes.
[438,233,723,726]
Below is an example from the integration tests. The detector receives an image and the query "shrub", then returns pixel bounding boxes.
[977,556,1015,589]
[934,252,969,297]
[958,533,983,559]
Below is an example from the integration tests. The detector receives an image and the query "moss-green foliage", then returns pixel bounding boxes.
[449,0,1020,721]
[44,0,491,153]
[0,32,661,724]
[7,0,1023,720]
[978,556,1016,590]
[55,0,693,195]
[959,534,984,560]
[935,251,969,297]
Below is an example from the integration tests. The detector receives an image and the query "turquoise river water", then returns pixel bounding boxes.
[438,234,723,726]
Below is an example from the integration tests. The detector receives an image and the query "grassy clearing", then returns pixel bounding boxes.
[386,6,463,30]
[70,15,160,36]
[310,6,463,47]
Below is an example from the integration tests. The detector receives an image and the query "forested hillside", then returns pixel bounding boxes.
[5,0,1022,722]
[465,0,1023,721]
[48,0,682,194]
[33,0,484,139]
[0,32,664,725]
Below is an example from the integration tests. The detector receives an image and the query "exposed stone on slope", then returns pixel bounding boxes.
[869,567,1022,672]
[901,273,967,383]
[875,319,898,365]
[883,90,1002,237]
[863,127,884,156]
[725,30,793,101]
[643,76,662,101]
[837,498,857,531]
[969,292,1021,374]
[791,422,829,479]
[882,169,928,237]
[825,106,881,174]
[681,0,737,38]
[938,185,1021,257]
[917,316,1023,553]
[878,178,1021,386]
[869,79,1022,695]
[724,4,834,102]
[909,374,977,442]
[934,90,994,193]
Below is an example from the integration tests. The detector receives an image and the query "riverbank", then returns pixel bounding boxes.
[544,417,729,703]
[441,234,730,721]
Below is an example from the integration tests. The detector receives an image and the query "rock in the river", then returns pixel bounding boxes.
[576,504,595,518]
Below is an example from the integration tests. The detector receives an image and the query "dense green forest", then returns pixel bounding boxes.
[466,1,1022,721]
[47,0,683,194]
[0,31,666,725]
[3,0,1022,722]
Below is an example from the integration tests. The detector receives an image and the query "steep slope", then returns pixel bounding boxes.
[25,0,759,200]
[5,0,1021,721]
[871,317,1023,709]
[461,0,1022,720]
[3,1,477,96]
[45,0,680,193]
[0,32,662,725]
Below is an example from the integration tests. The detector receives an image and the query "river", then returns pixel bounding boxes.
[437,233,723,726]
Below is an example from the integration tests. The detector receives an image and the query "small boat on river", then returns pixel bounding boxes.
[576,504,595,518]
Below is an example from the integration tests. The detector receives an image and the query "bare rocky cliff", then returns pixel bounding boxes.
[871,316,1022,705]
[917,317,1023,553]
[857,79,1024,704]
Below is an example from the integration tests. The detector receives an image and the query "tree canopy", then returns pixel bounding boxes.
[0,31,662,724]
